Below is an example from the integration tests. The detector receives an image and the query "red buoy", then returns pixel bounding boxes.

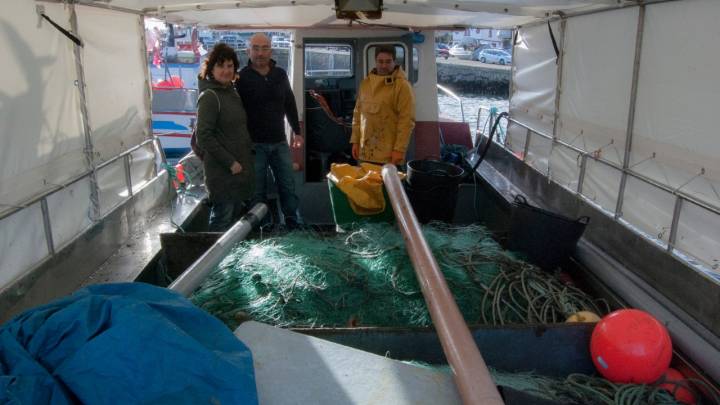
[590,309,672,384]
[659,368,697,405]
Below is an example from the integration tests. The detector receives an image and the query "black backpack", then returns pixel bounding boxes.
[191,89,220,161]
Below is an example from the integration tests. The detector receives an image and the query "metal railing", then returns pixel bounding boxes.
[0,137,164,259]
[436,84,465,123]
[474,105,508,148]
[483,113,720,259]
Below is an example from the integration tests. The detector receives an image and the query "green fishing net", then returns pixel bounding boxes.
[191,222,605,329]
[404,362,701,405]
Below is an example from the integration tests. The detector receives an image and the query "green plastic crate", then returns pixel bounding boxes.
[327,180,395,225]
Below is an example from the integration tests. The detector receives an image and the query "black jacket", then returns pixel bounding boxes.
[235,60,301,144]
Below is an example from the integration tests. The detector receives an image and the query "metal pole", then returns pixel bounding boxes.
[40,198,55,255]
[577,153,588,195]
[615,5,645,219]
[522,127,532,161]
[436,84,465,123]
[169,203,268,296]
[69,4,101,221]
[551,18,567,142]
[123,154,133,197]
[381,164,504,405]
[667,196,683,252]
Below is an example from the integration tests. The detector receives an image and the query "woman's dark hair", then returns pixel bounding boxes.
[375,45,396,60]
[198,43,239,80]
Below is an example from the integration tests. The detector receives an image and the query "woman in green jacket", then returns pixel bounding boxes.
[196,43,255,231]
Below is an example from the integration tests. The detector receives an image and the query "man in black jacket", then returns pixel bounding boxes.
[236,33,303,229]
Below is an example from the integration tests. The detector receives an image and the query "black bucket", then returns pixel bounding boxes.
[406,159,464,190]
[405,183,460,223]
[405,160,464,223]
[508,195,590,270]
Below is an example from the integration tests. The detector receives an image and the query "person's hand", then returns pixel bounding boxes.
[351,143,359,160]
[230,161,243,174]
[390,151,404,165]
[291,134,304,149]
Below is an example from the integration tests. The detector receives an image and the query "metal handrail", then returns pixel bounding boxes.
[436,84,465,123]
[503,117,720,217]
[169,203,268,296]
[0,137,158,221]
[486,114,720,263]
[381,164,504,405]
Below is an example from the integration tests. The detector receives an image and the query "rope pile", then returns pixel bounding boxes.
[405,361,713,405]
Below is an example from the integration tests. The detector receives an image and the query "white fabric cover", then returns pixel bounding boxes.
[676,201,720,271]
[97,0,614,28]
[632,0,720,209]
[76,6,150,163]
[505,121,528,159]
[510,21,558,137]
[46,178,93,250]
[526,133,552,176]
[0,1,85,215]
[130,143,157,193]
[580,159,620,215]
[98,160,130,216]
[620,175,675,244]
[556,7,637,167]
[548,146,580,192]
[0,203,49,289]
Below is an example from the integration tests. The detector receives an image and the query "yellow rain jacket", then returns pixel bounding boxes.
[328,163,401,215]
[351,67,416,164]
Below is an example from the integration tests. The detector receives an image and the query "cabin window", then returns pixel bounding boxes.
[365,44,406,77]
[304,44,353,78]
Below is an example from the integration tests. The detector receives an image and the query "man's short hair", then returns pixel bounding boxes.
[375,45,396,60]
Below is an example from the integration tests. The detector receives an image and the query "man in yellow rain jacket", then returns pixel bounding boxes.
[351,45,416,165]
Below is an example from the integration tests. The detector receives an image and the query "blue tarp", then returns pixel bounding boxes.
[0,283,257,404]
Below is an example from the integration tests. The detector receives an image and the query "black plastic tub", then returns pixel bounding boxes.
[508,195,590,270]
[406,159,464,190]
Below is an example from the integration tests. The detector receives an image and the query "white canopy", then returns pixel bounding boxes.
[82,0,618,28]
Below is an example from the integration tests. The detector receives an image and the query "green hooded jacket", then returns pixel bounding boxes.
[196,78,255,202]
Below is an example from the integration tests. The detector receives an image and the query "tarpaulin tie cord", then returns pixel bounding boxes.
[41,13,83,47]
[547,21,559,63]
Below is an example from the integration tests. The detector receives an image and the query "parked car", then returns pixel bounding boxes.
[473,48,512,65]
[448,44,472,59]
[272,39,292,49]
[435,43,449,59]
[458,37,488,51]
[220,35,245,51]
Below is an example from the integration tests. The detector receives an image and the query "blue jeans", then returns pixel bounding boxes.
[208,200,247,232]
[253,142,299,222]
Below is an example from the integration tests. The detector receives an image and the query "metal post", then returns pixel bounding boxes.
[551,18,567,142]
[509,28,517,110]
[615,5,645,219]
[381,165,504,405]
[577,153,588,195]
[667,196,683,252]
[169,203,268,296]
[40,198,55,255]
[522,127,532,161]
[123,154,133,197]
[139,16,155,146]
[69,4,101,221]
